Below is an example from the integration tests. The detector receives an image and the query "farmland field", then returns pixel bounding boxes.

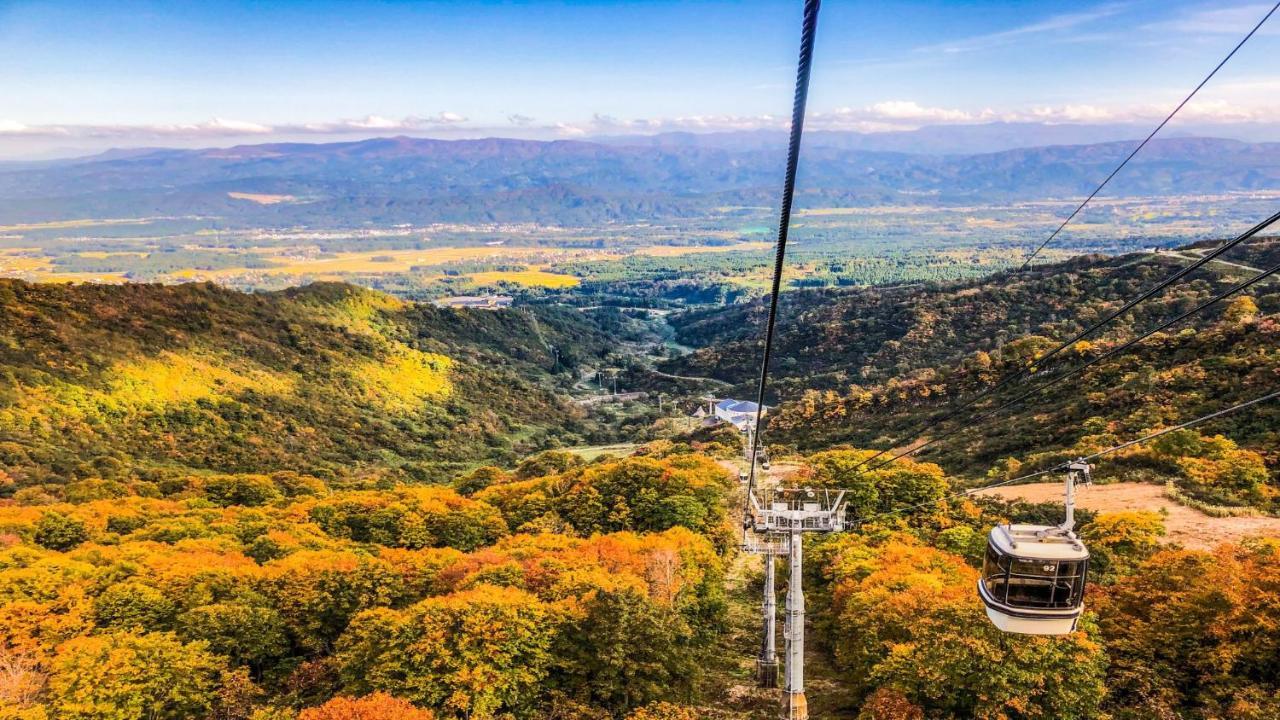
[3,190,1277,298]
[468,269,580,287]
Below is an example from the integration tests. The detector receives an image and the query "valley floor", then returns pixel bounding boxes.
[978,481,1280,550]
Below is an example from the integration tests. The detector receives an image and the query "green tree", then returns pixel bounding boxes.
[260,551,406,653]
[92,581,177,631]
[554,588,697,714]
[203,475,283,507]
[867,608,1106,720]
[176,603,290,669]
[452,466,507,496]
[33,511,89,551]
[514,450,584,480]
[805,450,947,518]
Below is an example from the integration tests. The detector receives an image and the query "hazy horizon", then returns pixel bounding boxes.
[5,119,1280,164]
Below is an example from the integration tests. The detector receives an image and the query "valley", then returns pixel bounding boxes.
[4,134,1280,301]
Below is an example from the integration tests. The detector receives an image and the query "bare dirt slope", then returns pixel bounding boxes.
[978,481,1280,550]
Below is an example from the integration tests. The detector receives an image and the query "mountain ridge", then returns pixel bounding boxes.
[3,134,1280,227]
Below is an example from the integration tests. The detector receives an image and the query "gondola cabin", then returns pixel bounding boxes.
[978,523,1088,635]
[978,459,1092,636]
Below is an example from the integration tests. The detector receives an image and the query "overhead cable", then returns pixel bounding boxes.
[848,208,1280,475]
[1019,0,1280,270]
[857,250,1280,474]
[745,0,821,506]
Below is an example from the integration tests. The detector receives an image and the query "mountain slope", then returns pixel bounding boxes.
[662,241,1280,489]
[0,280,615,488]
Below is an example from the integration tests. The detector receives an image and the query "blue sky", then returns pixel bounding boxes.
[2,0,1279,155]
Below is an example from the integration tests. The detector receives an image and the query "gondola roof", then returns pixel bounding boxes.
[990,523,1089,560]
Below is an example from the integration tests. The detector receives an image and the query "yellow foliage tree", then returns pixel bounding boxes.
[336,585,556,719]
[47,631,226,720]
[625,702,699,720]
[1223,295,1259,324]
[823,533,1105,719]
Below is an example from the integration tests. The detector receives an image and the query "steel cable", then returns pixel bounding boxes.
[744,0,821,510]
[1019,0,1280,270]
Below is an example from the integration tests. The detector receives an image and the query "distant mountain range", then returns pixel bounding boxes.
[601,121,1280,154]
[1,132,1278,227]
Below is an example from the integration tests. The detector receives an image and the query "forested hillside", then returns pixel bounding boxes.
[665,241,1280,508]
[667,241,1280,391]
[0,279,617,490]
[0,445,737,720]
[0,248,1278,719]
[5,435,1279,719]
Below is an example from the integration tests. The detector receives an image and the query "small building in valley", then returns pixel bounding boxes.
[711,398,764,431]
[434,295,514,309]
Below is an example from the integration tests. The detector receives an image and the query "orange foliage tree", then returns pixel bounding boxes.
[819,532,1105,719]
[1097,540,1280,719]
[299,692,434,720]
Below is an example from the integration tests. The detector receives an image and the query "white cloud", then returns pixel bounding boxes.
[1028,105,1117,122]
[69,118,274,138]
[918,5,1125,54]
[0,120,70,137]
[1144,3,1280,35]
[7,97,1280,150]
[546,95,1280,137]
[544,97,1280,136]
[290,113,469,133]
[201,118,273,134]
[0,113,470,141]
[552,122,588,137]
[1177,98,1280,122]
[865,101,980,123]
[549,113,783,136]
[345,115,403,130]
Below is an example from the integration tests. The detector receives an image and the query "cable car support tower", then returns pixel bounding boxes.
[744,484,847,719]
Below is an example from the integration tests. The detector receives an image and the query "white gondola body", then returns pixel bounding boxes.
[978,523,1089,636]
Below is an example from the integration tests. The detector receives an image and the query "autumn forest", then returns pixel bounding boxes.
[1,232,1278,720]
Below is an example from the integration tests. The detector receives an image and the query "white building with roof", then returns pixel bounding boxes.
[712,398,764,431]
